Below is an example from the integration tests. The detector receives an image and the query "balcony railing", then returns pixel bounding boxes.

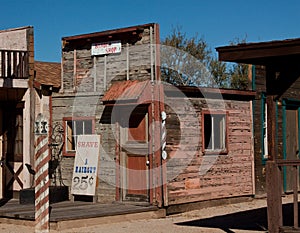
[0,50,29,79]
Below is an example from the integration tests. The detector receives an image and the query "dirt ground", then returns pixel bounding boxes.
[0,195,296,233]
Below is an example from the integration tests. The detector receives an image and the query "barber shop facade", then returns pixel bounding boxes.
[50,23,255,208]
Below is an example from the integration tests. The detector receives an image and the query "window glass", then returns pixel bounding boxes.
[84,120,93,134]
[203,112,227,153]
[64,118,94,154]
[76,121,83,135]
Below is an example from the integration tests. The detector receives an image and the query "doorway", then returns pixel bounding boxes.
[0,106,24,200]
[283,100,300,192]
[119,105,150,202]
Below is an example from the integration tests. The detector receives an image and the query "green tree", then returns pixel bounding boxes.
[228,37,249,90]
[161,27,214,87]
[209,57,230,88]
[161,27,249,89]
[229,63,249,90]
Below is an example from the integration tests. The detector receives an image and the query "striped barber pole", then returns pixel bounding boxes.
[34,114,50,233]
[161,111,167,160]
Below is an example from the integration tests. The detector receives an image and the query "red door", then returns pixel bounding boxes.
[120,105,149,202]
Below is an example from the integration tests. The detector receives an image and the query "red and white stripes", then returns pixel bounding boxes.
[161,111,167,160]
[34,134,50,233]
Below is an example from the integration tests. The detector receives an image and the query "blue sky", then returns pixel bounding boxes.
[1,0,300,62]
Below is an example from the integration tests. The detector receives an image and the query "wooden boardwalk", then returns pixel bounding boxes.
[0,199,166,230]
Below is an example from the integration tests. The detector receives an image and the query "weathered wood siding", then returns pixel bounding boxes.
[165,96,254,205]
[61,29,153,94]
[252,65,267,195]
[0,26,35,192]
[52,25,156,202]
[253,64,300,195]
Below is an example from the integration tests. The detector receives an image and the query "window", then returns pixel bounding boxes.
[63,117,95,156]
[202,111,227,154]
[261,93,268,161]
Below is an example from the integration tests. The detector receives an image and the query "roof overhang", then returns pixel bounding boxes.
[63,23,156,42]
[62,23,157,50]
[102,80,152,105]
[164,85,256,100]
[216,38,300,65]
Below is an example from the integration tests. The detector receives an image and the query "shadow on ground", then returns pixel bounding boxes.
[175,203,297,232]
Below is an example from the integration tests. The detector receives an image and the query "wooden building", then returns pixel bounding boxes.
[51,23,256,208]
[228,48,300,197]
[163,85,256,207]
[0,26,61,201]
[52,23,162,204]
[217,37,300,232]
[0,26,35,200]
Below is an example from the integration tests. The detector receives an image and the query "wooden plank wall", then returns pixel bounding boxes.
[51,26,155,202]
[165,96,254,205]
[253,64,300,195]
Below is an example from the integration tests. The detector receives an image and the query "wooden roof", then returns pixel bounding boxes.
[63,23,156,42]
[62,23,157,50]
[34,61,61,88]
[102,80,151,104]
[216,38,300,65]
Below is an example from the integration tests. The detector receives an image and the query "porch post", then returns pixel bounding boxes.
[266,159,282,233]
[266,67,282,233]
[34,114,50,233]
[153,83,163,207]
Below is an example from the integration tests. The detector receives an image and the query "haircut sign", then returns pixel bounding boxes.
[71,135,100,196]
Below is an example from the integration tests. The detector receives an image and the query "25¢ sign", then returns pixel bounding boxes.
[71,135,100,196]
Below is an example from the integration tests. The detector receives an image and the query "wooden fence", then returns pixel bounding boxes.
[268,159,300,232]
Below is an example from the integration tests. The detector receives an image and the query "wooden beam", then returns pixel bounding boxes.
[153,83,163,207]
[115,121,120,202]
[266,66,282,233]
[217,38,300,63]
[266,96,277,160]
[266,161,282,233]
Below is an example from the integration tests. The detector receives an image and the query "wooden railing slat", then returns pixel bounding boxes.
[1,51,6,77]
[276,159,300,166]
[13,51,18,77]
[293,165,298,228]
[271,160,300,231]
[7,51,11,77]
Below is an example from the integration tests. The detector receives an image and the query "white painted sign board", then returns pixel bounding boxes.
[91,41,121,56]
[71,135,100,196]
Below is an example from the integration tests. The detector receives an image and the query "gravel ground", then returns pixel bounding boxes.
[0,195,296,233]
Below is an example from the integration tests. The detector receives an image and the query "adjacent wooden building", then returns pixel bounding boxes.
[0,26,35,200]
[230,48,300,197]
[0,26,61,201]
[217,38,300,232]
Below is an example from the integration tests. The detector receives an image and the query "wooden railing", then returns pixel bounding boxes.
[276,159,300,232]
[0,50,29,79]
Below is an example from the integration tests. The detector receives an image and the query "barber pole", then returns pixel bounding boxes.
[161,111,167,160]
[34,114,50,233]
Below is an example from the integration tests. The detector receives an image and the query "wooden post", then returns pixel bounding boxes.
[115,120,120,202]
[266,65,283,232]
[34,114,50,233]
[266,160,282,233]
[293,165,298,228]
[153,83,163,207]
